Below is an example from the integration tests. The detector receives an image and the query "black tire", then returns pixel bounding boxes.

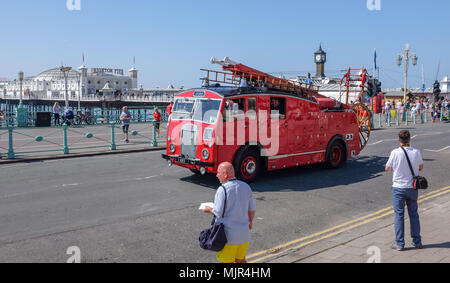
[190,169,202,175]
[325,140,347,169]
[74,117,82,125]
[233,148,262,183]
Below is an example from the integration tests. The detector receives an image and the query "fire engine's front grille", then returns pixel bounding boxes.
[180,129,197,159]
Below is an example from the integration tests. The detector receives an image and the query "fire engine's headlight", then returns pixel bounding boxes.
[169,143,176,154]
[203,128,214,141]
[202,148,210,160]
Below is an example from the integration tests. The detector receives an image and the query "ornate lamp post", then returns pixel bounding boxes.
[397,44,418,103]
[16,71,28,127]
[60,66,72,109]
[18,71,24,104]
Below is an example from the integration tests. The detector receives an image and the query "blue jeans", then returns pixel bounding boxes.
[392,187,422,247]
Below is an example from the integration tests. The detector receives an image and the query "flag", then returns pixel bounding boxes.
[374,49,377,71]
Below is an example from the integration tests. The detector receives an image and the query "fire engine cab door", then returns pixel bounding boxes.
[270,97,288,157]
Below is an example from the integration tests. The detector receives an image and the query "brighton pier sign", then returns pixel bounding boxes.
[90,68,124,76]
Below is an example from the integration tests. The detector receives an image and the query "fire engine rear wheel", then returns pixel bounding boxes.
[234,149,261,183]
[351,103,372,151]
[325,141,346,169]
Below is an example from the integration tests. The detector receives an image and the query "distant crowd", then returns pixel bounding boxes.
[370,98,449,124]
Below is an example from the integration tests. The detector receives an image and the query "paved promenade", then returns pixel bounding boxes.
[266,187,450,263]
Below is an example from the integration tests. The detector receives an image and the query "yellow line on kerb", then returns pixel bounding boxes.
[248,186,450,263]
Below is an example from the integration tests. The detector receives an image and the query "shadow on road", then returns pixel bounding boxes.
[180,155,393,193]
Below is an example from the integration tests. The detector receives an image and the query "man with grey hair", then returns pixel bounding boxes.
[203,162,256,263]
[120,106,132,143]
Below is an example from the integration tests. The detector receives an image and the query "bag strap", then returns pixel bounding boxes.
[400,147,417,178]
[220,185,227,218]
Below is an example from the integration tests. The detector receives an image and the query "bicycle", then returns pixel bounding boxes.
[75,111,94,125]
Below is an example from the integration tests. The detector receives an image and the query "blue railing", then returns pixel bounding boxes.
[371,106,448,129]
[0,120,167,160]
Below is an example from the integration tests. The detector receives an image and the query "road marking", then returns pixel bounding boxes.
[424,146,450,152]
[369,139,397,145]
[247,186,450,263]
[144,175,158,179]
[369,132,445,146]
[62,183,81,187]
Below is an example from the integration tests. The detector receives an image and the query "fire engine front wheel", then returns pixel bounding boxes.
[325,141,347,169]
[234,149,262,183]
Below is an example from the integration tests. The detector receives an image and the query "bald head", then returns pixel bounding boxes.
[217,162,235,184]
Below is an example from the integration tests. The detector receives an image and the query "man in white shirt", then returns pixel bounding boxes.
[386,130,424,251]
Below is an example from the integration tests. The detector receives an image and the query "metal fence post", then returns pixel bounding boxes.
[424,109,428,123]
[110,122,116,150]
[405,110,409,126]
[371,111,375,129]
[63,124,69,154]
[396,110,400,126]
[8,125,15,159]
[441,106,444,122]
[378,113,382,128]
[413,112,417,125]
[152,121,158,147]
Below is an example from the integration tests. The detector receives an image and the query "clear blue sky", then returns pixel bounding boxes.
[0,0,448,89]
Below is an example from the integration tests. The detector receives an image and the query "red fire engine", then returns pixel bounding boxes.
[162,57,372,182]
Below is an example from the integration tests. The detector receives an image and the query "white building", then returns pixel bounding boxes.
[291,76,364,103]
[1,65,138,99]
[441,75,449,94]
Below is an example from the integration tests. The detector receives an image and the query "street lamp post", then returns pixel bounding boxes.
[397,44,418,104]
[76,72,81,111]
[16,71,28,127]
[18,71,24,104]
[60,66,72,109]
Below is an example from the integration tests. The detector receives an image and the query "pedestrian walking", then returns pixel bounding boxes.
[53,102,61,126]
[153,107,162,138]
[385,130,424,251]
[166,101,174,119]
[399,103,405,122]
[385,100,392,124]
[410,105,417,120]
[202,162,256,263]
[120,106,132,143]
[0,109,5,126]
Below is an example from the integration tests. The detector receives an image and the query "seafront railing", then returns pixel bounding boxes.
[2,94,174,103]
[0,108,169,128]
[370,106,448,129]
[0,120,167,160]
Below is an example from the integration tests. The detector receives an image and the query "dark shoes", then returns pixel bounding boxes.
[391,242,423,251]
[412,242,424,249]
[391,243,404,251]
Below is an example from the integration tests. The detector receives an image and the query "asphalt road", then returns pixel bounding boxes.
[0,122,448,263]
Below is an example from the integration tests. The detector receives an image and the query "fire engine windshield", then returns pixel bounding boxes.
[172,98,221,125]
